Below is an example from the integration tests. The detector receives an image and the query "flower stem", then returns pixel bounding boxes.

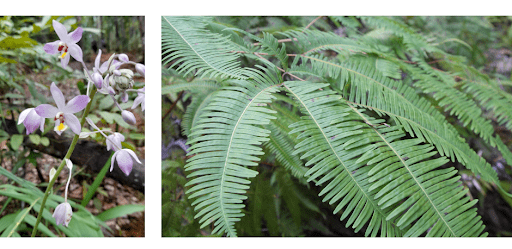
[31,88,97,237]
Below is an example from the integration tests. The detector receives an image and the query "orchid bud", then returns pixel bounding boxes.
[121,110,136,125]
[113,69,134,91]
[135,63,145,77]
[49,168,56,182]
[53,202,73,227]
[79,131,92,138]
[118,53,129,62]
[92,72,103,89]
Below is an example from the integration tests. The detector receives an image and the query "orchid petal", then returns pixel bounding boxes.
[50,82,66,110]
[53,119,67,135]
[68,27,83,44]
[63,113,81,135]
[64,95,90,113]
[39,116,45,132]
[124,149,142,164]
[35,104,59,118]
[60,53,70,68]
[110,150,119,172]
[131,96,143,110]
[43,40,60,55]
[52,20,69,43]
[99,60,110,74]
[94,50,102,70]
[135,64,145,77]
[85,117,100,132]
[106,133,125,151]
[116,150,134,176]
[53,202,72,227]
[23,109,43,135]
[67,43,83,63]
[18,108,34,124]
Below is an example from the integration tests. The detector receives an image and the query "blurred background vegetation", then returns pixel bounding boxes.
[0,16,145,237]
[162,16,512,237]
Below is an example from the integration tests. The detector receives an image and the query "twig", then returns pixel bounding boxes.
[231,51,298,57]
[162,91,184,122]
[303,16,323,32]
[253,38,298,46]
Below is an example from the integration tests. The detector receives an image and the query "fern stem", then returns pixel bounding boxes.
[253,38,298,46]
[303,16,323,32]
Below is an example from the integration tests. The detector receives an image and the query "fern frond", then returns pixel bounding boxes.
[300,54,499,184]
[351,107,487,237]
[287,81,486,237]
[162,16,247,79]
[402,60,512,165]
[462,77,512,132]
[285,81,403,237]
[184,67,282,236]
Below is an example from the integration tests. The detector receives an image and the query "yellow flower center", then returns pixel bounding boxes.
[57,122,66,131]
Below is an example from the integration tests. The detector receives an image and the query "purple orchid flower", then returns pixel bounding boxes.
[131,87,145,112]
[112,148,142,176]
[35,82,90,135]
[105,132,141,176]
[85,118,141,176]
[18,108,45,135]
[53,202,73,227]
[43,20,83,68]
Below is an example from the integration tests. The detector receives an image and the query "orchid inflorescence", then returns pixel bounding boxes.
[19,19,145,230]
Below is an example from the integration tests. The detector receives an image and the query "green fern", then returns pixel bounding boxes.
[163,16,512,237]
[184,67,281,236]
[162,16,248,79]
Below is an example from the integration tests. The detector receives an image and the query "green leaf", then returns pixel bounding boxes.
[96,204,145,222]
[10,134,23,150]
[40,137,50,146]
[28,134,40,145]
[81,153,113,207]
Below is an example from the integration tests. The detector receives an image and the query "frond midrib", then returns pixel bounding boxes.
[347,104,456,236]
[284,83,394,227]
[349,100,496,183]
[220,84,280,236]
[302,55,438,121]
